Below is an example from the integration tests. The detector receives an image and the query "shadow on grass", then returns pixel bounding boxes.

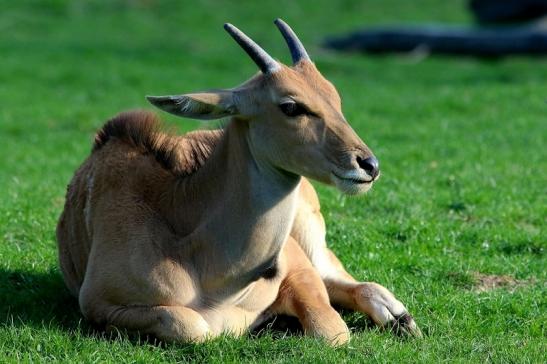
[252,308,383,340]
[0,268,82,330]
[251,315,303,339]
[0,268,304,343]
[0,267,390,345]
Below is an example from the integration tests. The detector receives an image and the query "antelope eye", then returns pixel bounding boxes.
[279,101,306,117]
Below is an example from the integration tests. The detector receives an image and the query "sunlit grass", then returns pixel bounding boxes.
[1,1,545,362]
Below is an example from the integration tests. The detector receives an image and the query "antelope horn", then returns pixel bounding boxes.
[224,23,280,74]
[274,18,310,64]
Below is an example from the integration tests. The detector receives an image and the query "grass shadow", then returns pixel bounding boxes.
[0,267,83,330]
[0,267,308,345]
[251,308,384,341]
[0,267,417,345]
[251,315,303,340]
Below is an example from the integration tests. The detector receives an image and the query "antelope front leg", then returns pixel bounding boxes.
[270,238,350,346]
[292,180,421,336]
[322,249,422,337]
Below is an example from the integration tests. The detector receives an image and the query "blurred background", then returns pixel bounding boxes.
[0,1,545,361]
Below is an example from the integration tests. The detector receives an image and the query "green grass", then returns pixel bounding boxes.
[1,0,545,362]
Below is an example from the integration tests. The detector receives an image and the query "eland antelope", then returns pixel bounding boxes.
[57,19,420,345]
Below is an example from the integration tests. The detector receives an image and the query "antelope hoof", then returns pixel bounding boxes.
[353,282,422,338]
[391,313,422,338]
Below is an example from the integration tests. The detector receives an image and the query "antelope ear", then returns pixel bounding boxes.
[146,90,237,120]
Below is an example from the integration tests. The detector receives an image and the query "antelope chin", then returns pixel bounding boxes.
[331,171,374,195]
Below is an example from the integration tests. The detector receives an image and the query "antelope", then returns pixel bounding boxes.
[56,19,421,346]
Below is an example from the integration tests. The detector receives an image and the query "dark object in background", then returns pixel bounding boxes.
[324,25,547,58]
[470,0,547,24]
[324,0,547,58]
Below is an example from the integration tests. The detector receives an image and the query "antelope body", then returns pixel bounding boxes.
[57,19,420,345]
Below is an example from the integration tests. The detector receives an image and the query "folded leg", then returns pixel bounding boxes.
[292,180,421,336]
[269,237,350,346]
[81,296,212,343]
[319,248,421,336]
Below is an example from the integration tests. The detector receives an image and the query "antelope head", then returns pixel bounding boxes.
[148,19,379,195]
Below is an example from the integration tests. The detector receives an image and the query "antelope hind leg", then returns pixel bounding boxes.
[91,303,212,343]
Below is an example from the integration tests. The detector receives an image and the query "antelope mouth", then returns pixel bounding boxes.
[330,170,375,195]
[332,172,372,184]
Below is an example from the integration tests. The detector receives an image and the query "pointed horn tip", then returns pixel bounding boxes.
[273,18,291,31]
[224,23,243,36]
[273,18,311,63]
[274,18,293,31]
[223,23,247,40]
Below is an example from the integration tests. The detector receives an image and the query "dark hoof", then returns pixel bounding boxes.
[391,314,422,338]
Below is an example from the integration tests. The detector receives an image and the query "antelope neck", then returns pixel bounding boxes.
[171,119,301,291]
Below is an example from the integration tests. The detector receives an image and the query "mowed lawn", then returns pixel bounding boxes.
[1,0,545,362]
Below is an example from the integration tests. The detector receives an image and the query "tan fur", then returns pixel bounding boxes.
[57,23,420,345]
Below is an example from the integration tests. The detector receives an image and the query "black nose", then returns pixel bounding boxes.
[357,156,379,179]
